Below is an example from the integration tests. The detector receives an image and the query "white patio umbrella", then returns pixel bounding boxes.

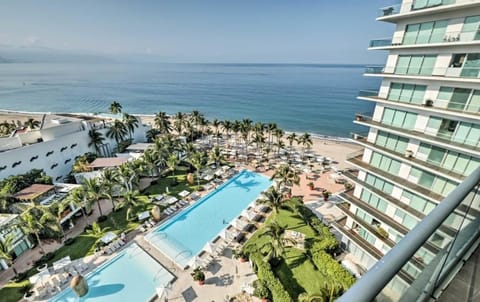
[232,218,247,230]
[187,255,201,269]
[203,241,216,254]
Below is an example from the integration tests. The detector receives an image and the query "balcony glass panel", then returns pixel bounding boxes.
[369,38,393,48]
[378,4,401,17]
[462,15,480,41]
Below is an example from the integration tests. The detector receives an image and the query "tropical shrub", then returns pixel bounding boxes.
[250,253,293,302]
[311,250,356,293]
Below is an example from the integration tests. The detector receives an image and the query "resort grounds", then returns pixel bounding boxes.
[0,111,362,302]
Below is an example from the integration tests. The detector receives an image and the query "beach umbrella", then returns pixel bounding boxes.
[187,255,201,269]
[232,218,247,230]
[203,241,216,254]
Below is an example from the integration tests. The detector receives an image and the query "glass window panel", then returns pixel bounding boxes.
[388,83,402,100]
[376,131,388,147]
[430,20,448,43]
[443,152,458,171]
[443,181,456,196]
[409,56,423,74]
[402,190,413,201]
[417,22,434,44]
[377,200,388,212]
[413,0,428,10]
[427,146,445,165]
[404,112,417,130]
[462,16,480,40]
[432,178,447,195]
[410,196,426,213]
[404,24,420,45]
[396,56,411,74]
[466,90,480,113]
[465,158,480,175]
[410,167,422,178]
[461,53,480,78]
[383,182,394,194]
[411,86,426,104]
[427,116,442,129]
[417,143,431,156]
[380,156,391,171]
[404,215,418,229]
[371,152,382,167]
[385,136,397,150]
[382,108,395,125]
[453,123,470,144]
[418,172,435,188]
[392,111,406,127]
[437,87,454,101]
[466,124,480,147]
[389,159,401,175]
[399,84,415,102]
[453,154,469,174]
[420,56,436,75]
[395,138,408,154]
[424,202,435,214]
[448,88,471,110]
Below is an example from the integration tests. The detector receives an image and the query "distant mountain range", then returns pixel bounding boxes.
[0,45,113,63]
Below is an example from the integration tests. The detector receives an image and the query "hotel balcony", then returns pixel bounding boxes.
[350,133,466,181]
[358,90,480,121]
[377,0,480,22]
[331,218,415,284]
[338,167,480,302]
[346,151,445,202]
[364,66,480,84]
[369,30,480,50]
[354,114,480,157]
[341,169,458,239]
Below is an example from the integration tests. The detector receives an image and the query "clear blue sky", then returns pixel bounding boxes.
[0,0,395,63]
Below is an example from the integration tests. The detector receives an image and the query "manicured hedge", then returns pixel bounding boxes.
[311,250,356,291]
[250,253,293,302]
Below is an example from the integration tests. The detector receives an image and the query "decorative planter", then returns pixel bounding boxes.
[239,257,247,263]
[425,100,434,107]
[198,280,205,286]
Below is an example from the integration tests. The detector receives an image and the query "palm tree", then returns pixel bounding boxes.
[86,222,110,247]
[287,133,297,151]
[188,151,206,189]
[122,113,139,140]
[274,139,286,156]
[271,164,300,188]
[25,118,40,130]
[107,119,128,145]
[252,131,265,154]
[208,146,225,167]
[117,190,140,220]
[88,129,105,156]
[222,120,232,137]
[211,119,221,145]
[298,292,328,302]
[100,169,119,209]
[190,110,204,133]
[68,187,91,225]
[154,111,172,135]
[257,186,285,214]
[0,234,14,270]
[259,222,295,262]
[166,154,180,184]
[109,101,122,114]
[266,122,277,149]
[19,206,55,253]
[299,132,313,158]
[146,128,160,142]
[83,178,104,217]
[117,163,139,192]
[141,149,159,178]
[174,112,186,135]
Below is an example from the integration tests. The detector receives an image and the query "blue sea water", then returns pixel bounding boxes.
[0,63,377,137]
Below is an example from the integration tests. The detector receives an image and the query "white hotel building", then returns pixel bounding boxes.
[332,0,480,300]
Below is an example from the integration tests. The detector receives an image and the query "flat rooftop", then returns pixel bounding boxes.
[125,143,153,152]
[88,157,129,169]
[14,184,55,201]
[0,112,82,131]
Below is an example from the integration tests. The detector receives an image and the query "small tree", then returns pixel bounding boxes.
[191,267,206,285]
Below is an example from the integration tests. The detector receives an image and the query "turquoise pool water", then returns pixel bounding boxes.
[49,243,173,302]
[145,170,272,267]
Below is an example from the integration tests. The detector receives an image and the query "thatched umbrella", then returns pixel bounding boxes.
[70,275,89,297]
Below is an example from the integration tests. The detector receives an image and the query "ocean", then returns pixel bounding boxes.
[0,63,378,138]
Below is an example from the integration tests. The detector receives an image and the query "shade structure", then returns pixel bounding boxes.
[138,211,150,221]
[187,255,201,269]
[232,218,248,230]
[100,231,117,244]
[53,256,71,272]
[203,241,216,254]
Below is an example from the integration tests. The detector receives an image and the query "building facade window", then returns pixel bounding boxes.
[382,108,417,130]
[387,83,426,105]
[403,20,448,45]
[375,131,409,154]
[427,116,480,147]
[417,143,480,176]
[409,167,457,196]
[395,55,436,75]
[370,152,402,175]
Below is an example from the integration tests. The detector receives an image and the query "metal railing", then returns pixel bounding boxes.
[369,38,393,48]
[378,4,402,17]
[370,29,480,48]
[364,65,480,78]
[338,166,480,302]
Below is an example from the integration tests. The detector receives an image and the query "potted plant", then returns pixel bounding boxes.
[344,182,353,191]
[22,284,34,301]
[307,182,315,191]
[405,150,413,158]
[322,190,331,201]
[233,249,248,263]
[191,267,206,285]
[253,280,271,302]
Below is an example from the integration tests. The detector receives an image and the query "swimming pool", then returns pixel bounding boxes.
[49,243,174,302]
[145,170,272,268]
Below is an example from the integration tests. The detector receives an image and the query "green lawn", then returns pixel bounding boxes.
[143,166,207,197]
[1,280,30,302]
[243,199,342,300]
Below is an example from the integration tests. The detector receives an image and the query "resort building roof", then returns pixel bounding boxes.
[0,213,18,227]
[125,143,153,153]
[87,157,129,169]
[13,184,55,201]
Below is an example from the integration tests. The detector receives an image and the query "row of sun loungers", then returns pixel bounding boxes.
[102,239,126,254]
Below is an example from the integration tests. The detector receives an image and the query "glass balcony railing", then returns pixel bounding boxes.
[369,38,393,48]
[378,4,401,17]
[357,90,379,98]
[338,167,480,302]
[364,65,480,78]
